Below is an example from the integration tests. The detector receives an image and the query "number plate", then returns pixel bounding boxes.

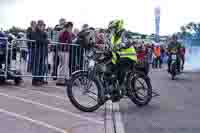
[172,55,177,60]
[89,60,95,68]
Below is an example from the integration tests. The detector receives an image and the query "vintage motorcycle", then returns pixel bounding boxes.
[169,50,183,80]
[67,47,152,112]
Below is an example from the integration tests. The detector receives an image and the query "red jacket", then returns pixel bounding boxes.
[59,31,73,51]
[96,33,104,44]
[137,50,145,61]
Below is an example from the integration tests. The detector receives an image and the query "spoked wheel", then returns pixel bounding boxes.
[128,72,152,107]
[67,71,103,112]
[14,77,22,85]
[13,72,23,85]
[0,77,5,85]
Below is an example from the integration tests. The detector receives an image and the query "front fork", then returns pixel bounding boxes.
[82,69,95,94]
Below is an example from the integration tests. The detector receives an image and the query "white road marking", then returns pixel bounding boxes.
[0,92,104,125]
[7,86,66,100]
[105,100,115,133]
[0,108,66,133]
[46,85,66,90]
[113,103,126,133]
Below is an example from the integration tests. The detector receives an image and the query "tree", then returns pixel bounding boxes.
[141,34,147,39]
[8,26,25,36]
[180,26,186,33]
[182,22,200,34]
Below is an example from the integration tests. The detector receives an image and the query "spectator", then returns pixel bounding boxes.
[154,45,162,68]
[73,28,80,37]
[137,45,146,62]
[160,45,165,66]
[56,22,73,85]
[52,18,66,80]
[72,28,84,72]
[146,44,153,64]
[96,30,105,45]
[27,20,37,72]
[46,27,53,40]
[0,31,8,69]
[69,24,89,76]
[82,24,89,31]
[32,20,49,86]
[54,18,66,32]
[17,32,27,62]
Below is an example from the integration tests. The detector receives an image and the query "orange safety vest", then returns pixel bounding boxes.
[154,47,161,57]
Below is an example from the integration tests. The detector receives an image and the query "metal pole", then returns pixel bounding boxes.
[5,38,8,78]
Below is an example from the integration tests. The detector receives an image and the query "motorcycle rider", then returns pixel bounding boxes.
[167,34,183,73]
[107,19,138,85]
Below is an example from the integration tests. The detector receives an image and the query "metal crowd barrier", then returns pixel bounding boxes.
[0,37,86,81]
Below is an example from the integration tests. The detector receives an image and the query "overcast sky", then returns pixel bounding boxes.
[0,0,200,35]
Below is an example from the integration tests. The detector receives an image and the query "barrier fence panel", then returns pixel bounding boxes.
[0,37,86,81]
[0,37,9,78]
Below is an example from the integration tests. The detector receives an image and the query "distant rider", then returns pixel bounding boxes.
[167,34,184,72]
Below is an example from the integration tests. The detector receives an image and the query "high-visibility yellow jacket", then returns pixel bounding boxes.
[111,31,137,64]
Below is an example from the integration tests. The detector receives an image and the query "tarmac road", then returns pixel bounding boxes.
[0,79,107,133]
[119,68,200,133]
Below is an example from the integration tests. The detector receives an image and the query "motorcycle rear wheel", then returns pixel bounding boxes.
[171,63,176,80]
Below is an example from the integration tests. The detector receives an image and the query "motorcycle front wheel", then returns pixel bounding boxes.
[171,63,176,80]
[127,72,152,107]
[67,71,103,112]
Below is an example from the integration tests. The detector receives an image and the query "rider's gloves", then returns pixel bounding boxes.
[121,43,126,47]
[118,43,127,50]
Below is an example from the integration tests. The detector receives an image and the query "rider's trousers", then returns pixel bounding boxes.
[111,58,136,85]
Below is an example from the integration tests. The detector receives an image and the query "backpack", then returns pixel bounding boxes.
[76,29,96,49]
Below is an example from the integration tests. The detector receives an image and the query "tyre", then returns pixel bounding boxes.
[171,74,175,80]
[14,77,22,85]
[0,77,5,85]
[171,63,176,80]
[67,71,103,112]
[127,72,152,107]
[14,71,22,85]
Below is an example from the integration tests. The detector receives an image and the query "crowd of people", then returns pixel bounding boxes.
[0,18,107,86]
[0,18,186,86]
[136,40,185,71]
[26,19,85,85]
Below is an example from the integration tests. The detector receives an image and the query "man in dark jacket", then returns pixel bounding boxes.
[69,24,90,76]
[0,31,8,68]
[27,20,36,72]
[32,20,49,86]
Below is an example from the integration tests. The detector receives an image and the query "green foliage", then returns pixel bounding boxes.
[180,22,200,34]
[126,31,148,39]
[8,26,25,36]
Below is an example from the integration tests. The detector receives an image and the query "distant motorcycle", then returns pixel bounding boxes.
[169,51,182,80]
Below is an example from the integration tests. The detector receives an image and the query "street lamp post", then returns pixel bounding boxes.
[154,6,160,43]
